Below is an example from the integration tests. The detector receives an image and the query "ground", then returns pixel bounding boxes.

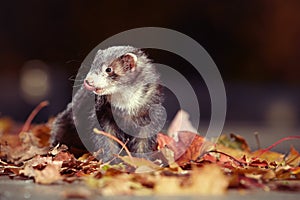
[1,124,300,199]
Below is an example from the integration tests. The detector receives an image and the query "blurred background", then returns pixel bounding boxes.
[0,1,299,150]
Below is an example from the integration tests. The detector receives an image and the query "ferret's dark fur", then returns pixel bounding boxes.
[51,46,164,162]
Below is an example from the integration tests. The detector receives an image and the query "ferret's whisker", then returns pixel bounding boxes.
[68,75,76,81]
[66,59,80,64]
[69,76,85,81]
[73,80,84,83]
[69,78,85,82]
[72,84,83,88]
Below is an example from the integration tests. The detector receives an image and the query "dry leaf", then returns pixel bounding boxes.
[285,146,300,167]
[251,150,284,163]
[118,155,161,172]
[167,110,197,141]
[2,107,300,195]
[20,155,62,184]
[35,163,62,184]
[158,131,206,166]
[155,164,229,195]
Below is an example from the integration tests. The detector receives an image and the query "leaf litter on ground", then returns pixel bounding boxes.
[0,103,300,196]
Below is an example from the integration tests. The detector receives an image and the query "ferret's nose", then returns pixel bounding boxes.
[84,79,95,91]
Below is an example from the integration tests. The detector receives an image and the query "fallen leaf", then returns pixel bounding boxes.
[175,131,205,166]
[285,146,300,167]
[155,164,229,195]
[252,150,284,163]
[0,117,13,133]
[167,110,197,141]
[35,163,62,184]
[217,134,250,152]
[19,155,62,184]
[2,106,300,195]
[85,174,152,195]
[118,155,161,172]
[158,131,206,166]
[30,124,51,147]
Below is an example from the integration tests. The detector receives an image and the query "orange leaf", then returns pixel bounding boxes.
[157,131,205,166]
[157,133,175,149]
[285,146,300,167]
[252,150,284,163]
[175,131,205,166]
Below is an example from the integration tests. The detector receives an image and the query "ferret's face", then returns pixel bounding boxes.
[84,47,138,96]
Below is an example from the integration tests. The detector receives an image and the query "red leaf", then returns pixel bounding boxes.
[157,131,205,166]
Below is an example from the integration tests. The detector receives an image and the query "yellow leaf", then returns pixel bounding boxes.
[155,164,229,195]
[285,146,300,167]
[118,156,161,172]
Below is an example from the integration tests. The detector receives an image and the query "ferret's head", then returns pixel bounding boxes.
[84,46,156,96]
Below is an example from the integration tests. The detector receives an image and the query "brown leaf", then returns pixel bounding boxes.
[229,133,251,152]
[30,124,51,147]
[285,146,300,167]
[19,155,62,184]
[118,156,161,172]
[0,117,14,133]
[1,139,48,163]
[217,134,250,152]
[20,156,52,177]
[158,131,206,166]
[34,163,62,184]
[54,151,76,162]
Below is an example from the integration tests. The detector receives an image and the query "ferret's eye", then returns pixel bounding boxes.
[105,67,112,73]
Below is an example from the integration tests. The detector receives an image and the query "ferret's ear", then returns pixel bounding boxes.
[121,53,137,72]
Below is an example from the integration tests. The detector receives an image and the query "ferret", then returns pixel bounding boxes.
[51,46,165,162]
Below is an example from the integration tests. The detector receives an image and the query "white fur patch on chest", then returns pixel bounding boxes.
[110,86,147,114]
